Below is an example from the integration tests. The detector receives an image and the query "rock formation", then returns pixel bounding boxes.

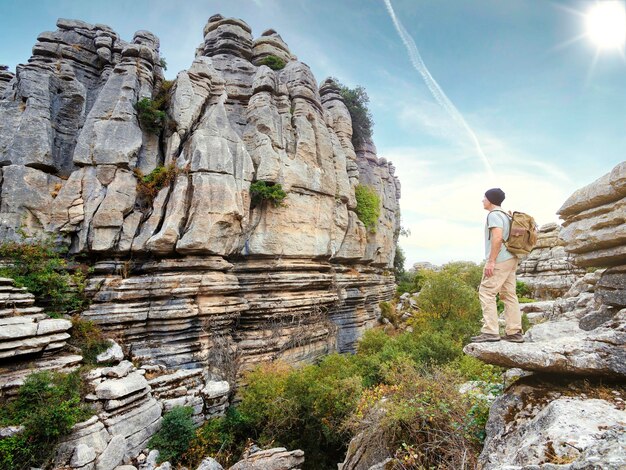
[465,161,626,470]
[0,14,400,468]
[516,223,585,300]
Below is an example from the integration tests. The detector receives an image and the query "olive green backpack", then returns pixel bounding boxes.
[489,210,538,257]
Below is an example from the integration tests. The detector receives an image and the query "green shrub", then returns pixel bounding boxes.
[249,181,287,208]
[416,271,481,322]
[159,57,168,70]
[0,237,88,316]
[258,55,286,70]
[136,97,167,134]
[182,408,250,468]
[234,357,362,469]
[441,261,484,291]
[149,406,195,465]
[522,312,531,333]
[134,164,178,208]
[68,316,111,364]
[330,78,374,148]
[396,269,427,295]
[393,244,405,279]
[354,185,380,233]
[516,280,532,298]
[0,371,92,470]
[379,301,398,325]
[349,365,481,469]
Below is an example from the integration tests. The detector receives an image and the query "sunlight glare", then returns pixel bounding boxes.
[585,1,626,50]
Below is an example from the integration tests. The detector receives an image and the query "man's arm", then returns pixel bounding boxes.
[485,227,503,277]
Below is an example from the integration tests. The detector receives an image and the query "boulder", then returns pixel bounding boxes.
[229,447,305,470]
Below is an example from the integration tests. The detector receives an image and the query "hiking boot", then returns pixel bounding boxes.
[470,333,501,343]
[502,332,524,343]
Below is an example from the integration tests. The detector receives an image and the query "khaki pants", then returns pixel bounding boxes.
[478,257,522,335]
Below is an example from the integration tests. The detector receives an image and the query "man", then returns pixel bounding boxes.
[471,188,524,343]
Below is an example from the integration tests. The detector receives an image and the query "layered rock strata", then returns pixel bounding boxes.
[0,16,400,376]
[516,223,585,300]
[0,277,80,397]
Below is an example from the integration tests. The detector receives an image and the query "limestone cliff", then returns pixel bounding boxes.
[0,16,400,371]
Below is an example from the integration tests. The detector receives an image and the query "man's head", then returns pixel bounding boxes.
[483,188,505,210]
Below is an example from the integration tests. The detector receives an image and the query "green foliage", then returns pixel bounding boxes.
[149,406,195,465]
[183,408,250,468]
[136,97,167,134]
[349,365,482,469]
[0,237,88,315]
[134,164,178,207]
[393,244,406,279]
[516,280,532,298]
[68,316,111,364]
[331,78,374,147]
[441,261,484,291]
[354,185,380,233]
[522,312,531,333]
[416,271,481,322]
[159,57,168,70]
[249,181,287,208]
[379,301,399,326]
[396,269,427,295]
[0,371,92,470]
[258,54,286,70]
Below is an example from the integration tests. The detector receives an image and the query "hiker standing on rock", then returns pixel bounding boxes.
[471,188,524,343]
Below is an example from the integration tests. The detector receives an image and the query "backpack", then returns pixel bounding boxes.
[489,210,538,257]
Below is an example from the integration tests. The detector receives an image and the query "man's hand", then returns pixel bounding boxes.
[484,260,496,277]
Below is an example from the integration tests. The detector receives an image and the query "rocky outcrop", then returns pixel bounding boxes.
[467,161,626,470]
[516,223,585,300]
[0,277,80,397]
[558,161,626,268]
[0,14,400,467]
[229,447,305,470]
[480,376,626,470]
[0,16,399,372]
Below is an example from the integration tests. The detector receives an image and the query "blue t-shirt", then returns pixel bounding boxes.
[484,210,515,263]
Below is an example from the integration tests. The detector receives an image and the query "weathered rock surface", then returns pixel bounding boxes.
[517,223,585,300]
[0,277,80,397]
[558,161,626,268]
[465,310,626,377]
[480,377,626,470]
[229,447,305,470]
[0,14,401,469]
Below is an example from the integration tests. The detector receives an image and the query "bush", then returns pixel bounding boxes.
[0,371,92,470]
[135,164,178,207]
[68,316,111,364]
[233,357,362,469]
[330,78,374,147]
[416,271,481,322]
[258,55,286,70]
[249,181,287,208]
[354,185,380,233]
[348,365,481,469]
[441,261,484,291]
[149,406,195,465]
[393,244,406,279]
[182,408,250,468]
[516,280,532,298]
[136,97,167,134]
[0,237,88,316]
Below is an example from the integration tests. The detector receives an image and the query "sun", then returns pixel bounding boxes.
[585,1,626,51]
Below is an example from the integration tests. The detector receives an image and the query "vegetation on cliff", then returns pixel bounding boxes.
[0,237,88,316]
[354,184,381,232]
[330,78,374,148]
[0,371,91,470]
[179,262,501,469]
[249,181,287,208]
[258,54,286,70]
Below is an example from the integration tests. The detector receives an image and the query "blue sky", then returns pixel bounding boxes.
[2,0,625,266]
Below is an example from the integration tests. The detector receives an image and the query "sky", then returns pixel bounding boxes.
[1,0,625,267]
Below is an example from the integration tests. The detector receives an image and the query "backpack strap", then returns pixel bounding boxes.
[487,210,512,240]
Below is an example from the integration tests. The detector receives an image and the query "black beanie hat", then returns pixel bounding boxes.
[485,188,505,206]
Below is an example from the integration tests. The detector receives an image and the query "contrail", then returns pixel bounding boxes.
[383,0,495,178]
